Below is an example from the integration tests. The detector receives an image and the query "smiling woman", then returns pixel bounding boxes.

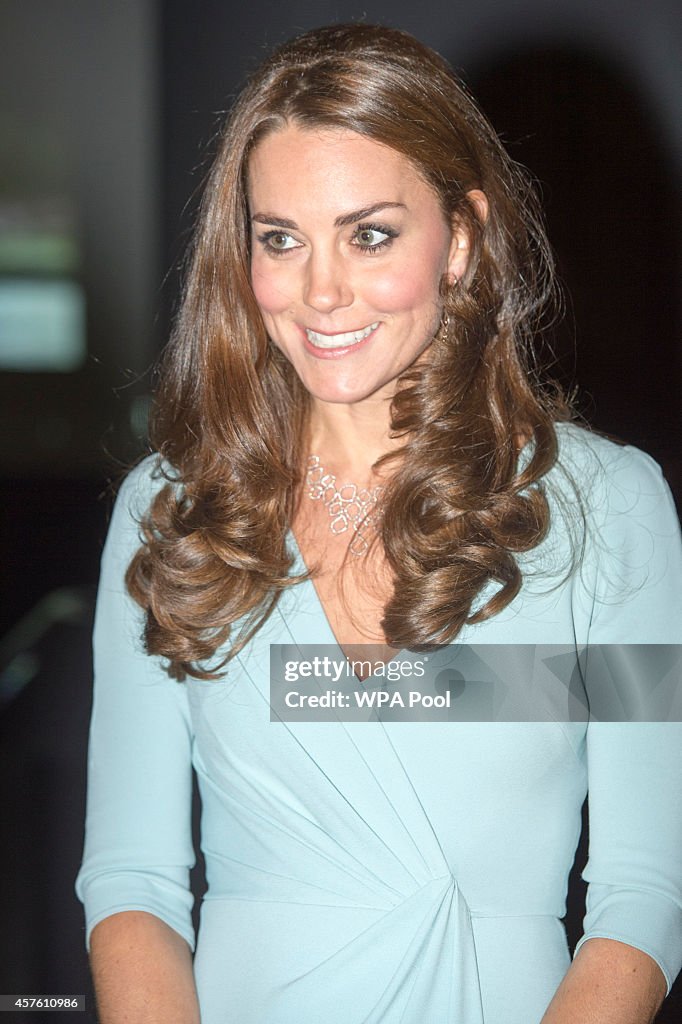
[124,22,562,668]
[248,126,466,404]
[76,22,681,1024]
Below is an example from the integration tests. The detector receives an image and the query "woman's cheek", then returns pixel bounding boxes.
[250,263,293,314]
[367,266,440,312]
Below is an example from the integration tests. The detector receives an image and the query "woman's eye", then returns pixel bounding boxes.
[259,231,299,253]
[352,224,397,252]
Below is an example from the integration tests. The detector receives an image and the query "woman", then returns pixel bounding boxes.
[76,24,681,1024]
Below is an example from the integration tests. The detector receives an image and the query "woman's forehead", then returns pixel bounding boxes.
[247,124,436,218]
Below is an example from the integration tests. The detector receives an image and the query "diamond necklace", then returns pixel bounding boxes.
[305,454,383,557]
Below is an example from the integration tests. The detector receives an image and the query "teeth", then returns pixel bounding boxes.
[305,322,379,349]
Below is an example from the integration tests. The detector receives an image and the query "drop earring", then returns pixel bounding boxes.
[438,309,451,342]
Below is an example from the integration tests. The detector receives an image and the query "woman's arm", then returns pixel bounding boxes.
[541,938,667,1024]
[90,912,200,1024]
[75,461,198,1013]
[547,443,682,1021]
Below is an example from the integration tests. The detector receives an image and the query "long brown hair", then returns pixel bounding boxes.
[127,23,571,680]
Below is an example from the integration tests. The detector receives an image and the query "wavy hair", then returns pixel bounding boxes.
[126,23,571,680]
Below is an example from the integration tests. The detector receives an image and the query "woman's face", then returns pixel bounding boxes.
[247,124,471,409]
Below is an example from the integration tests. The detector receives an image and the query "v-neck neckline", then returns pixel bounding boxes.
[285,528,410,682]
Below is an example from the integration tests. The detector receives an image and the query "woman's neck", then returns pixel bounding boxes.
[307,395,400,480]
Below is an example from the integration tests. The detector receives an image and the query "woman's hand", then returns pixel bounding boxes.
[89,911,200,1024]
[541,937,667,1024]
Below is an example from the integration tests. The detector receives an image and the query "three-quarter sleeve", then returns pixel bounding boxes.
[573,442,682,992]
[75,459,196,951]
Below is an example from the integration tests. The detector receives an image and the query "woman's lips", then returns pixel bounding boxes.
[304,322,380,350]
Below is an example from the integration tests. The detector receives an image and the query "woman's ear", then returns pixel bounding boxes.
[466,189,489,224]
[446,189,489,284]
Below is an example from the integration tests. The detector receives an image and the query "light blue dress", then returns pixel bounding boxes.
[76,425,682,1023]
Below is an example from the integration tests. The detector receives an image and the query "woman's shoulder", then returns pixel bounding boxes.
[548,421,673,528]
[547,423,680,627]
[114,452,177,515]
[552,420,665,481]
[518,423,679,600]
[101,453,179,561]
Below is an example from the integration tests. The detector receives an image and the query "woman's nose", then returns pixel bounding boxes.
[303,248,353,313]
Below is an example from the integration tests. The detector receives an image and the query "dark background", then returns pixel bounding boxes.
[1,1,680,1020]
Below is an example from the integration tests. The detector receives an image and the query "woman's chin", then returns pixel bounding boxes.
[301,378,392,409]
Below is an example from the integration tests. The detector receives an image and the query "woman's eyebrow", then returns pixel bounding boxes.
[251,213,297,229]
[334,202,406,227]
[250,202,406,231]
